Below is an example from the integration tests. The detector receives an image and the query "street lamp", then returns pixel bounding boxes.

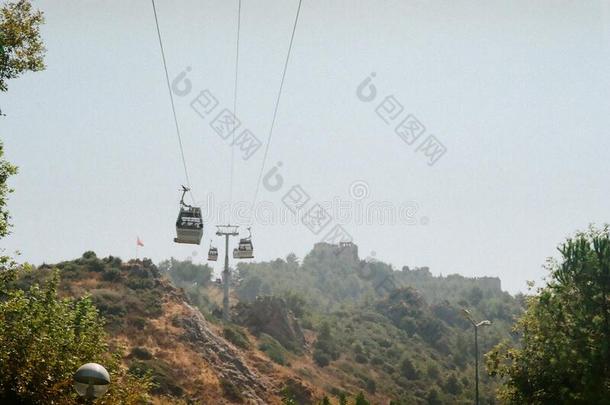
[73,363,110,402]
[462,309,491,405]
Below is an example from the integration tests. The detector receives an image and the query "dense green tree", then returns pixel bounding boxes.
[0,142,17,237]
[0,0,45,93]
[0,269,151,403]
[313,349,330,367]
[426,388,442,405]
[313,321,340,367]
[487,227,610,404]
[282,290,307,318]
[286,253,299,266]
[444,373,461,395]
[399,355,419,380]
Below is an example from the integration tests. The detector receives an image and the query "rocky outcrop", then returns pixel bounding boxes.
[175,304,274,404]
[234,296,305,352]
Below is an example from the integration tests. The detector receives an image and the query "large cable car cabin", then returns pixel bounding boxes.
[174,186,203,245]
[233,227,254,259]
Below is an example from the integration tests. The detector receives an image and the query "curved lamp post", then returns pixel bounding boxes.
[462,309,491,405]
[73,363,110,402]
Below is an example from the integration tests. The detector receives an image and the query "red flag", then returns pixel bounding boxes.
[136,237,144,247]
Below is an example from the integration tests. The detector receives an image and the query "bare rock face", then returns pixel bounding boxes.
[176,304,273,404]
[234,296,305,351]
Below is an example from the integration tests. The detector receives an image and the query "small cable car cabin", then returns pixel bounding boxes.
[233,227,254,259]
[208,242,218,261]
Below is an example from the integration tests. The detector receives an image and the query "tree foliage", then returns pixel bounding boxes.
[224,243,519,402]
[487,226,610,404]
[0,78,150,401]
[159,257,212,287]
[0,268,151,404]
[0,142,17,237]
[0,0,45,92]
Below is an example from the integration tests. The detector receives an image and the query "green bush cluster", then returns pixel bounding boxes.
[0,268,151,404]
[223,325,251,350]
[258,333,288,365]
[313,322,340,367]
[225,243,516,403]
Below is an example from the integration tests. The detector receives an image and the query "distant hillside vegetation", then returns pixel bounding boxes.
[21,244,522,404]
[185,243,523,404]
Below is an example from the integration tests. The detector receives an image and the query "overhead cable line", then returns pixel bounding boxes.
[229,0,242,207]
[151,0,195,203]
[249,0,303,220]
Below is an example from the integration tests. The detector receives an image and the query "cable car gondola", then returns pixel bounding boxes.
[208,240,218,261]
[173,186,203,245]
[233,227,254,259]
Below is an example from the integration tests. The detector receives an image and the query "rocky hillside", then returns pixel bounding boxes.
[25,244,523,404]
[167,243,523,404]
[30,253,319,404]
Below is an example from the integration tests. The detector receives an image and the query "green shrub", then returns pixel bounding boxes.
[223,326,251,350]
[313,349,330,367]
[138,290,163,317]
[92,289,127,317]
[128,359,182,397]
[129,316,147,330]
[130,346,153,360]
[0,269,150,403]
[258,334,287,365]
[102,267,122,282]
[126,276,154,290]
[363,376,376,393]
[82,251,97,260]
[399,356,419,380]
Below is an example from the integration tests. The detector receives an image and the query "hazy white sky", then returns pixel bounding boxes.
[1,0,609,293]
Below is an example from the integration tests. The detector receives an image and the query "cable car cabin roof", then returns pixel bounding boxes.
[178,206,202,216]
